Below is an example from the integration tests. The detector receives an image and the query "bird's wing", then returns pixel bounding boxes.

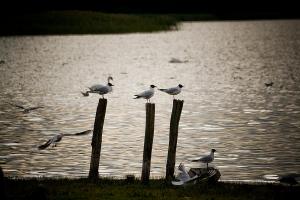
[27,106,44,111]
[10,103,25,109]
[165,87,179,94]
[190,154,210,162]
[38,139,53,150]
[136,89,153,98]
[171,180,185,186]
[89,84,105,91]
[74,129,92,136]
[198,155,212,162]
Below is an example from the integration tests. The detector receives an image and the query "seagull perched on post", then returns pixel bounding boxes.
[159,84,184,99]
[81,76,114,98]
[190,149,216,169]
[134,85,156,103]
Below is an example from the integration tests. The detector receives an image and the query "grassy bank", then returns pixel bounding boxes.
[2,178,299,200]
[0,11,180,36]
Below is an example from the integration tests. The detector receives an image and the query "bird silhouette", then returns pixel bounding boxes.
[9,103,44,113]
[159,84,184,99]
[82,76,114,98]
[190,149,216,169]
[38,130,92,150]
[134,85,156,103]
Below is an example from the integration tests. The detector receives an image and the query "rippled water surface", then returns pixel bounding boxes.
[1,20,300,181]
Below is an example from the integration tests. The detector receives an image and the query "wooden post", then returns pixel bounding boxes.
[89,98,107,180]
[166,99,184,181]
[141,103,155,184]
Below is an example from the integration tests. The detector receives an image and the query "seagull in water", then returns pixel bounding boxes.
[134,85,156,103]
[159,84,184,99]
[190,149,216,169]
[172,163,198,186]
[9,103,44,113]
[82,76,114,98]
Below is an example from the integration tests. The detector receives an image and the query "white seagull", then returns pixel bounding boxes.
[190,149,216,169]
[38,129,92,150]
[172,163,198,186]
[159,84,184,99]
[82,76,114,98]
[38,133,64,150]
[134,85,156,103]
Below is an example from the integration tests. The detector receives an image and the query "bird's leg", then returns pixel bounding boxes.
[207,163,208,170]
[102,95,104,99]
[173,95,175,100]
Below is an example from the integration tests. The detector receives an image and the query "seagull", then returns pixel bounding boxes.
[82,76,114,98]
[38,133,64,150]
[172,163,198,186]
[190,149,216,169]
[159,84,184,99]
[37,129,92,150]
[9,103,44,113]
[134,85,156,103]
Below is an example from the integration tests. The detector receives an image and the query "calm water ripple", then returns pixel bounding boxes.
[0,20,300,181]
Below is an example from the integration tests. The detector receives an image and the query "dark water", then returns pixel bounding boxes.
[0,20,300,181]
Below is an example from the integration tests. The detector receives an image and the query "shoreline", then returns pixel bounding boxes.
[2,177,299,200]
[1,11,299,36]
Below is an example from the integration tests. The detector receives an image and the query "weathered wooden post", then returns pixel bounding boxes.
[89,98,107,180]
[141,103,155,184]
[166,99,184,181]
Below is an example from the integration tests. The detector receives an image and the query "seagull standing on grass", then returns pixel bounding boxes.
[190,149,216,169]
[159,84,184,99]
[134,85,156,103]
[81,76,114,98]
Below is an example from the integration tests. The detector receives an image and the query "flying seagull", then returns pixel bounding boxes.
[172,163,198,186]
[38,130,92,150]
[159,84,184,99]
[38,133,64,150]
[81,76,114,98]
[190,149,216,169]
[9,103,44,113]
[134,85,156,103]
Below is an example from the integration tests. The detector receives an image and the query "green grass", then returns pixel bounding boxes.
[0,11,179,36]
[2,177,300,200]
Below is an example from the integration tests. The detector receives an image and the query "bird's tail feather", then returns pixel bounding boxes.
[133,95,141,99]
[81,91,89,97]
[159,89,167,92]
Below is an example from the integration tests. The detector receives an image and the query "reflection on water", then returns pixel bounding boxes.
[0,20,300,181]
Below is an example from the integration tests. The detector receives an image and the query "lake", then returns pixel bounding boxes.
[0,20,300,182]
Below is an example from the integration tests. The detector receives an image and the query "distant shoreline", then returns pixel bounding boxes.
[1,11,299,36]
